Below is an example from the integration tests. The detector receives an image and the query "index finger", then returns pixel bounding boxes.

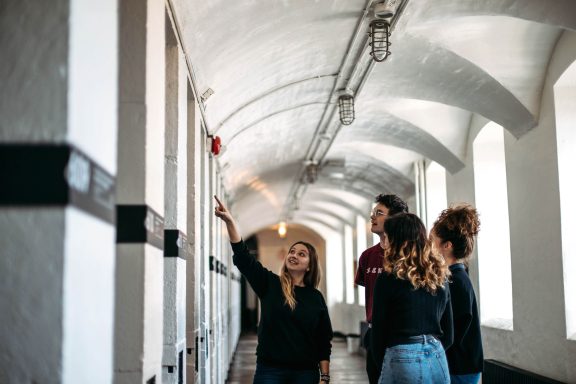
[214,195,224,208]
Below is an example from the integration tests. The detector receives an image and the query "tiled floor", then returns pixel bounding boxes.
[225,334,369,383]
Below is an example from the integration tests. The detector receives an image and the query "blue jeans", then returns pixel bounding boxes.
[378,335,450,384]
[253,362,319,384]
[450,373,481,384]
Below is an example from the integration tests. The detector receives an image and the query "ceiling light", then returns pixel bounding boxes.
[338,91,355,125]
[368,19,391,62]
[304,162,319,184]
[278,221,287,238]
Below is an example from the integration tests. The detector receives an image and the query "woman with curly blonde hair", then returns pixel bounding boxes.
[370,212,453,384]
[431,204,482,384]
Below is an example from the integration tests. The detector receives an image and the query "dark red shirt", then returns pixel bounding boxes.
[354,243,385,323]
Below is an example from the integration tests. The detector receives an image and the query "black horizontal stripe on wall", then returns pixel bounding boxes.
[164,229,187,259]
[116,205,164,250]
[0,143,115,224]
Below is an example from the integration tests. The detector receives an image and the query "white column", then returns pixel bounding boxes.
[186,91,203,383]
[163,21,189,383]
[115,0,165,382]
[0,1,118,383]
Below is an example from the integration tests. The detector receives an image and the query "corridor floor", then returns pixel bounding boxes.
[226,334,369,383]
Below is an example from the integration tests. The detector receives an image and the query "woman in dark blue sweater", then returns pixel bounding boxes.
[214,196,333,384]
[370,213,453,384]
[431,204,483,384]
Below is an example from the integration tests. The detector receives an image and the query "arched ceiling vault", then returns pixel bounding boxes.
[171,0,572,235]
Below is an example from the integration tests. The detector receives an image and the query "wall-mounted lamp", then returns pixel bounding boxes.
[278,221,287,238]
[338,92,355,125]
[368,19,391,62]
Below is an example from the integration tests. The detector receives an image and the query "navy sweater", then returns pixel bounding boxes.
[445,263,484,374]
[231,240,333,369]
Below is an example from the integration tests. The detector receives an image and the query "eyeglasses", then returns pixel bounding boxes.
[370,209,387,218]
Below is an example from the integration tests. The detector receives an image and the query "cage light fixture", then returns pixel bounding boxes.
[338,91,355,125]
[368,18,391,62]
[304,161,319,184]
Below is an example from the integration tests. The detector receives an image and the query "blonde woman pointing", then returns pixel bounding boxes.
[214,196,333,384]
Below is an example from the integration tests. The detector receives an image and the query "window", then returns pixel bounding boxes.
[344,225,355,304]
[554,60,576,340]
[425,161,447,230]
[356,215,367,306]
[325,233,344,306]
[473,122,514,330]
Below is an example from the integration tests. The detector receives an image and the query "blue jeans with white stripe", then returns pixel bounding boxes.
[378,335,450,384]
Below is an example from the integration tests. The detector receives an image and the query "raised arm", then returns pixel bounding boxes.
[214,195,271,296]
[214,195,241,243]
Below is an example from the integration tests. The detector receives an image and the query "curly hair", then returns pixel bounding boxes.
[432,204,480,260]
[279,241,321,310]
[383,213,449,293]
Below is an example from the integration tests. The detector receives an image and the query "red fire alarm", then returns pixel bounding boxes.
[210,135,222,156]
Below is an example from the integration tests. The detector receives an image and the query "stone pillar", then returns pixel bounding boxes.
[162,13,188,384]
[186,88,202,384]
[0,0,118,383]
[115,0,165,382]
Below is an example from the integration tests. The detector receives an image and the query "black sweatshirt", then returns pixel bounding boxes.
[445,263,484,374]
[231,240,333,369]
[370,272,453,369]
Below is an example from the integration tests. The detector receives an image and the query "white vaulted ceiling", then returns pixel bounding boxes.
[170,0,576,236]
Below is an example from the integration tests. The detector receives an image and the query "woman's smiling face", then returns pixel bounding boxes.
[285,243,310,273]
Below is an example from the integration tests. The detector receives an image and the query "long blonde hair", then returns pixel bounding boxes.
[279,241,321,310]
[383,213,449,293]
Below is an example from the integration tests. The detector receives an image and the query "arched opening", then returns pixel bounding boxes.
[473,122,514,330]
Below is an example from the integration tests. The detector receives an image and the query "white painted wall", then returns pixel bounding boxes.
[62,1,119,381]
[143,246,165,382]
[0,210,65,384]
[67,0,118,174]
[145,0,166,215]
[186,96,202,384]
[62,208,115,384]
[0,0,68,140]
[0,1,118,383]
[163,30,188,382]
[445,30,576,383]
[554,61,576,341]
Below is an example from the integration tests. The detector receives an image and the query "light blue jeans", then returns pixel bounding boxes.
[450,373,481,384]
[378,335,450,384]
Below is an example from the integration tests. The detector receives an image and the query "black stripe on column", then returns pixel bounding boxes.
[116,205,164,250]
[0,143,115,223]
[164,229,187,260]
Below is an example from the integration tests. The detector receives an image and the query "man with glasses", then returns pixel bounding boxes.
[355,194,409,383]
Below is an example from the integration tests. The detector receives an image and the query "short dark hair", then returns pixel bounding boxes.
[375,194,408,215]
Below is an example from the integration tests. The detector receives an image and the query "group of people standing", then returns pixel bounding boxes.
[214,193,483,384]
